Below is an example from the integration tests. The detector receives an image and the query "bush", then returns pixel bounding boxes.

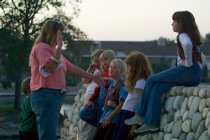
[0,104,19,116]
[1,80,11,89]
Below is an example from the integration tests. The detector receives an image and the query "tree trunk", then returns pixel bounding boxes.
[14,68,22,110]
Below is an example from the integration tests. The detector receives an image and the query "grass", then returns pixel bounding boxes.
[0,104,20,121]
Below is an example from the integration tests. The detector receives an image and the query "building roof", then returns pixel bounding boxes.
[76,40,210,58]
[99,41,177,57]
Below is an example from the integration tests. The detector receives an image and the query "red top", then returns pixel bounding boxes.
[102,71,109,78]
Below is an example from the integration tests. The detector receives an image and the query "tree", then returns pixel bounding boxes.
[150,58,171,73]
[0,28,21,88]
[205,33,210,43]
[0,0,87,109]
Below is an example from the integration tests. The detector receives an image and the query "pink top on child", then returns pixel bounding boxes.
[29,43,73,90]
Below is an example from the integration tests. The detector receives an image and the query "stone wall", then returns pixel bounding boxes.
[60,85,210,140]
[60,85,87,140]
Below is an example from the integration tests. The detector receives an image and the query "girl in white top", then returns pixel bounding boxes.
[112,51,153,140]
[124,11,203,135]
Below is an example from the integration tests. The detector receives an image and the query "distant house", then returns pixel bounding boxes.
[74,40,210,63]
[76,40,175,58]
[71,40,210,81]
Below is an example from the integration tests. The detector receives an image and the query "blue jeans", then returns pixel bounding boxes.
[135,63,202,127]
[79,86,108,126]
[79,101,101,127]
[112,110,135,140]
[31,88,65,140]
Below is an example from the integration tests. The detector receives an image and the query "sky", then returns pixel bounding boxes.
[70,0,210,41]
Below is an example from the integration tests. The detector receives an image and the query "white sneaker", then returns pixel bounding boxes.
[124,115,144,125]
[134,124,159,134]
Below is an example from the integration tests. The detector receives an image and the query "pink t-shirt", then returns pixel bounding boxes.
[29,43,73,90]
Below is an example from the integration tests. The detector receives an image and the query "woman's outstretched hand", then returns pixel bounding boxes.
[92,74,106,86]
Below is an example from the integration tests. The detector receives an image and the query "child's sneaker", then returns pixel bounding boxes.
[124,115,144,125]
[134,124,159,134]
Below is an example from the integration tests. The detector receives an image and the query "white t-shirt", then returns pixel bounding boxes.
[122,79,146,112]
[177,33,193,67]
[83,69,102,104]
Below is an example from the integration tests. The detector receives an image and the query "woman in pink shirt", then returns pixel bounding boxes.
[29,19,103,140]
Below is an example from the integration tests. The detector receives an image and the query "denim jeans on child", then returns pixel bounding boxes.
[135,62,202,127]
[112,110,135,140]
[79,86,108,127]
[31,88,65,140]
[79,79,116,126]
[79,101,101,127]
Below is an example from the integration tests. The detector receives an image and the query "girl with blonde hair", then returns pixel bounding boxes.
[93,59,128,140]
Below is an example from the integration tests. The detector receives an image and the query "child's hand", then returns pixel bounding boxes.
[127,125,138,139]
[102,117,111,128]
[90,62,98,69]
[87,62,98,73]
[181,59,186,66]
[84,101,93,108]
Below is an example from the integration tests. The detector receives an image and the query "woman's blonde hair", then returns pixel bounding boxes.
[33,19,64,47]
[111,59,127,77]
[125,51,153,93]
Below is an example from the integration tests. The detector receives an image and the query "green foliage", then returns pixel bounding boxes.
[205,33,210,43]
[201,64,209,82]
[66,75,77,86]
[166,38,176,46]
[150,58,171,73]
[0,0,87,108]
[54,11,88,59]
[1,80,11,89]
[0,0,86,82]
[62,41,93,67]
[0,104,19,116]
[0,28,25,80]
